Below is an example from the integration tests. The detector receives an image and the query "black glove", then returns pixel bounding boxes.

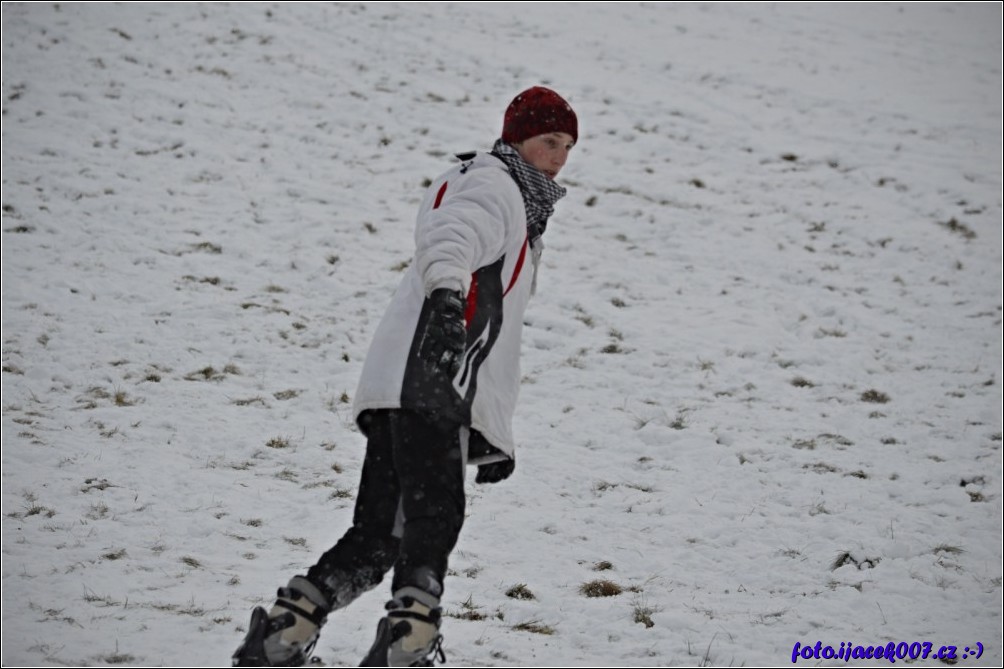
[417,288,466,377]
[475,457,515,484]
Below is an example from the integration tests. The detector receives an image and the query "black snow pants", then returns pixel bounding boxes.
[305,409,465,608]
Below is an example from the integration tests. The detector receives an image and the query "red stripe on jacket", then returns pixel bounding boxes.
[432,180,526,323]
[433,181,448,209]
[503,234,529,297]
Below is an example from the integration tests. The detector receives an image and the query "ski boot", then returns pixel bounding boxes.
[233,576,331,667]
[360,587,445,667]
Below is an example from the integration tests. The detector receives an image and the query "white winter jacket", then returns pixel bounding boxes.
[353,153,534,463]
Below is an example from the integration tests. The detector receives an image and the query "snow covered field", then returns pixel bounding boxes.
[2,2,1001,666]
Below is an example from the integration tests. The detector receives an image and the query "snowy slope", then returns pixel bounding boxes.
[2,2,1001,666]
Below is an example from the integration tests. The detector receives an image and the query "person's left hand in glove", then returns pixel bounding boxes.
[475,457,515,484]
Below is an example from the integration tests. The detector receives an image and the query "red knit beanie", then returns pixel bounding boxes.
[501,86,578,145]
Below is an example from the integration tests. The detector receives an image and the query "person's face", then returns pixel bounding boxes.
[514,132,575,180]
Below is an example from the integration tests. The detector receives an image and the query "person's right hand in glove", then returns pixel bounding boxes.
[475,457,515,484]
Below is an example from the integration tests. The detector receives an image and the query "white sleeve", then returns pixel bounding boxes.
[414,169,522,296]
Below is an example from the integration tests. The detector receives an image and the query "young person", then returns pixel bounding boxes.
[233,86,578,667]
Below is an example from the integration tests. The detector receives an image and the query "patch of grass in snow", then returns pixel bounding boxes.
[266,436,292,449]
[9,492,56,519]
[634,606,656,628]
[233,396,268,407]
[632,597,660,628]
[152,599,206,617]
[816,327,847,338]
[938,217,976,240]
[89,421,122,438]
[668,414,688,430]
[558,347,589,370]
[184,365,233,381]
[29,604,79,629]
[81,478,112,492]
[240,302,291,315]
[446,596,487,621]
[189,241,223,254]
[276,468,298,482]
[181,275,222,286]
[96,650,136,665]
[860,389,890,403]
[83,590,120,607]
[580,579,623,598]
[512,619,555,635]
[830,552,880,571]
[573,305,595,327]
[113,389,138,406]
[15,500,55,518]
[804,462,840,474]
[817,434,857,451]
[505,583,535,600]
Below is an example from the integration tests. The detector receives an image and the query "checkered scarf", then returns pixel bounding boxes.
[491,139,566,248]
